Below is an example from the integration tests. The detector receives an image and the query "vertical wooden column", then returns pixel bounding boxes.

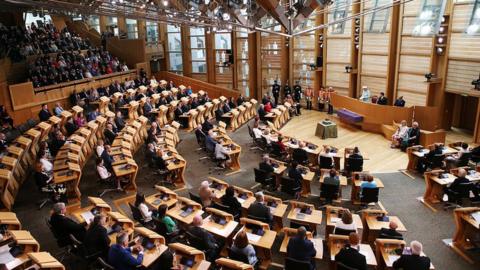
[386,4,400,104]
[232,31,238,90]
[248,32,258,99]
[181,26,192,77]
[349,1,361,98]
[99,16,108,32]
[137,19,146,40]
[255,32,263,100]
[206,30,216,84]
[473,100,480,143]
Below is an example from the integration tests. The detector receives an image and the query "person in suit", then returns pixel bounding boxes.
[237,94,245,106]
[64,117,77,136]
[335,233,367,270]
[284,80,292,98]
[378,221,403,240]
[108,232,144,270]
[202,119,214,134]
[286,226,316,269]
[38,104,52,121]
[272,80,281,105]
[50,131,66,157]
[323,169,340,186]
[0,132,7,154]
[101,145,114,172]
[143,97,153,116]
[174,103,187,127]
[49,202,86,245]
[205,130,216,153]
[394,96,406,107]
[288,161,303,196]
[392,241,431,270]
[247,192,272,225]
[259,154,275,175]
[87,108,100,122]
[293,81,302,103]
[114,111,126,131]
[445,168,471,202]
[220,186,242,217]
[292,141,309,165]
[84,214,110,258]
[222,102,231,113]
[103,123,117,145]
[187,215,222,261]
[406,121,421,147]
[257,104,267,122]
[376,92,388,105]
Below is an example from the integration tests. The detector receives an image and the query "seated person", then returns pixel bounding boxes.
[360,175,377,191]
[215,142,230,168]
[334,232,367,270]
[108,232,144,270]
[134,193,155,224]
[378,221,403,240]
[84,214,111,258]
[319,147,335,169]
[38,150,53,174]
[115,111,126,130]
[334,210,357,234]
[346,147,363,173]
[247,192,273,224]
[287,226,316,269]
[391,120,409,148]
[101,145,114,172]
[157,204,177,234]
[50,202,86,245]
[257,104,267,121]
[275,135,287,153]
[425,144,444,169]
[292,141,309,165]
[187,215,222,262]
[407,122,420,147]
[96,139,105,157]
[259,154,275,175]
[198,180,214,207]
[392,241,431,270]
[394,96,406,107]
[288,161,303,192]
[34,162,52,188]
[323,169,340,187]
[252,125,263,139]
[145,143,167,170]
[220,186,242,217]
[445,143,470,168]
[50,131,66,157]
[231,230,258,265]
[103,123,117,145]
[96,158,121,190]
[202,119,214,134]
[205,130,216,153]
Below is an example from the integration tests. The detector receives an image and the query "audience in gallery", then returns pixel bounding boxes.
[394,96,406,107]
[391,120,409,148]
[359,86,371,102]
[286,226,316,270]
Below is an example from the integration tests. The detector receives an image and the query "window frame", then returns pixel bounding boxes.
[366,0,390,33]
[167,24,183,73]
[146,21,159,43]
[125,18,138,39]
[331,0,350,34]
[189,27,207,74]
[466,0,480,35]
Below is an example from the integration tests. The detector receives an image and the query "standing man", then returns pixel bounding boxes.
[305,86,313,110]
[272,80,280,106]
[293,81,302,103]
[377,92,388,105]
[326,87,334,115]
[284,80,292,100]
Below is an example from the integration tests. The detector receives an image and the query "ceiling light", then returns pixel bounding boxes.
[222,13,230,21]
[163,0,168,6]
[437,37,444,43]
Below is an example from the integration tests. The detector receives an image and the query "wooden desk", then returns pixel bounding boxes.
[233,186,255,211]
[201,208,238,239]
[70,197,112,224]
[169,242,211,270]
[299,166,315,197]
[328,234,377,267]
[375,239,434,269]
[0,212,21,230]
[325,206,363,240]
[287,201,322,233]
[351,176,384,204]
[264,195,287,232]
[28,252,65,270]
[361,210,407,244]
[165,155,187,187]
[134,227,168,268]
[279,227,323,260]
[145,186,178,209]
[238,218,277,269]
[208,177,229,200]
[422,171,480,206]
[53,163,82,204]
[106,211,135,245]
[6,230,40,269]
[450,207,480,264]
[167,197,204,225]
[112,159,138,191]
[215,258,253,270]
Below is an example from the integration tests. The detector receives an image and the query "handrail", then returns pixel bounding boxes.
[33,69,137,94]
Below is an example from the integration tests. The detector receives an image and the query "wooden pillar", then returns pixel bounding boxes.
[137,19,146,40]
[181,26,192,77]
[386,4,400,104]
[248,32,258,99]
[206,30,216,84]
[473,100,480,143]
[349,1,361,98]
[232,31,238,90]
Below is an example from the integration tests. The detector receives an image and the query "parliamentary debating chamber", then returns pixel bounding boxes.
[0,0,480,269]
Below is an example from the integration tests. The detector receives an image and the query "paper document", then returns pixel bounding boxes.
[472,212,480,224]
[246,232,261,243]
[81,211,95,224]
[388,255,400,265]
[330,217,341,223]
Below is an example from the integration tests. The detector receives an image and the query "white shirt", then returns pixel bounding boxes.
[97,165,111,180]
[335,220,357,232]
[139,203,152,222]
[40,158,53,173]
[253,128,263,139]
[96,145,105,157]
[215,143,228,159]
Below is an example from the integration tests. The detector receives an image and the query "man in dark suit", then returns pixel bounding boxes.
[202,119,214,134]
[84,214,110,258]
[445,168,470,202]
[87,108,100,122]
[407,121,421,147]
[394,96,406,107]
[286,226,316,269]
[378,221,403,240]
[259,154,275,175]
[114,111,126,131]
[101,145,115,172]
[335,233,367,270]
[38,104,52,121]
[292,141,309,165]
[187,215,221,262]
[258,104,267,122]
[247,192,272,225]
[143,97,153,116]
[49,202,86,246]
[108,232,144,270]
[392,241,431,270]
[272,80,280,105]
[377,92,388,105]
[103,123,117,145]
[293,81,302,103]
[50,131,66,157]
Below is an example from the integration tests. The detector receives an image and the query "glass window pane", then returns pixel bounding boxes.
[190,27,205,35]
[330,0,350,34]
[215,33,232,49]
[169,53,183,71]
[412,0,446,36]
[191,49,206,61]
[192,62,207,73]
[168,33,182,51]
[167,24,180,32]
[190,36,206,49]
[146,21,158,43]
[466,0,480,34]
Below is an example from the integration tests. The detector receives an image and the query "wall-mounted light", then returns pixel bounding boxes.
[472,73,480,90]
[437,37,444,43]
[425,73,435,82]
[436,47,444,55]
[345,65,353,73]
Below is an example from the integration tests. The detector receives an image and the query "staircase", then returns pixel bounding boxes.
[65,20,101,47]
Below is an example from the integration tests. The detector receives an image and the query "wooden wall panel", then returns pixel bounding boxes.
[399,55,431,74]
[402,17,418,34]
[403,0,423,16]
[451,4,474,32]
[326,38,351,63]
[361,55,388,76]
[396,90,427,106]
[449,33,480,60]
[360,76,387,97]
[361,33,389,54]
[191,74,207,82]
[326,63,349,96]
[446,60,480,92]
[400,37,433,55]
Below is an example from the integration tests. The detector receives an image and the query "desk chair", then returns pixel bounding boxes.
[284,257,311,270]
[457,152,472,167]
[280,176,302,198]
[45,218,73,262]
[253,168,273,190]
[271,143,287,160]
[319,155,334,169]
[95,257,115,270]
[227,247,254,266]
[444,182,474,210]
[427,154,445,170]
[97,171,120,197]
[34,172,55,209]
[336,262,361,270]
[346,157,363,176]
[195,128,206,151]
[69,234,102,266]
[247,126,263,151]
[360,187,380,208]
[260,137,271,153]
[186,231,208,253]
[212,202,239,220]
[128,203,155,229]
[319,183,340,204]
[333,228,356,236]
[471,153,480,165]
[154,219,181,243]
[189,192,203,206]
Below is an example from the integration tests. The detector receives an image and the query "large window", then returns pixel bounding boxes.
[87,15,100,33]
[330,0,350,34]
[412,0,446,36]
[215,31,233,88]
[24,12,52,27]
[146,21,159,43]
[167,24,183,73]
[190,27,206,73]
[236,28,250,96]
[126,19,138,39]
[466,0,480,35]
[107,17,119,36]
[366,0,390,33]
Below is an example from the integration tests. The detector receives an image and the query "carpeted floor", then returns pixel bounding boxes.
[12,118,479,269]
